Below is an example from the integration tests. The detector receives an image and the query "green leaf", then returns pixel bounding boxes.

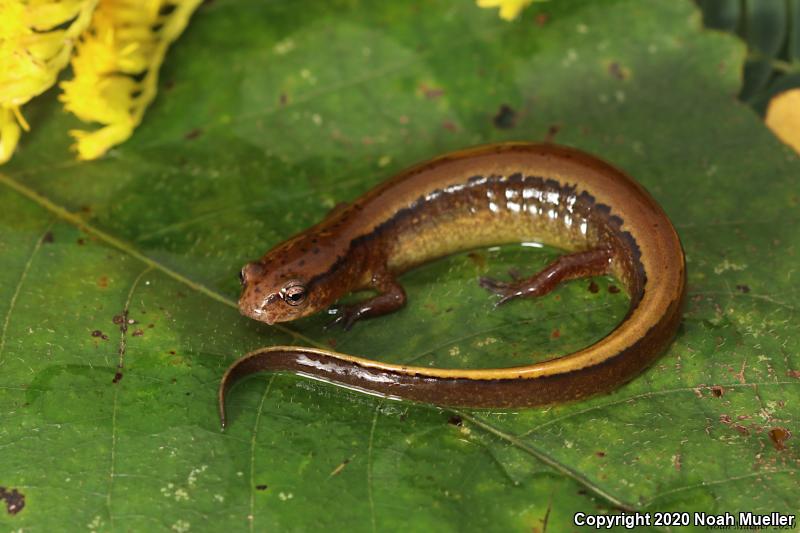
[789,0,800,62]
[737,0,786,101]
[2,0,798,531]
[741,0,787,56]
[739,57,775,101]
[697,0,740,32]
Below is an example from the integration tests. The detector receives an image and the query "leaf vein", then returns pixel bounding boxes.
[456,410,637,511]
[367,401,381,533]
[520,381,800,438]
[249,375,275,533]
[0,223,53,367]
[0,172,325,349]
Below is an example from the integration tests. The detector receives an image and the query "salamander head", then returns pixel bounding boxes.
[238,247,328,324]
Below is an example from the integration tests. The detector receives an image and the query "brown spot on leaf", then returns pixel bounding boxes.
[550,329,560,339]
[769,427,791,451]
[493,104,517,129]
[419,83,444,100]
[448,415,463,427]
[279,93,288,105]
[736,284,750,293]
[132,329,144,337]
[77,238,85,245]
[719,414,732,424]
[732,424,749,436]
[112,372,123,384]
[97,276,109,288]
[91,330,104,338]
[595,451,606,458]
[544,124,560,142]
[535,13,549,26]
[112,315,125,325]
[467,252,486,269]
[42,231,54,244]
[442,120,457,132]
[608,62,629,80]
[711,385,724,398]
[787,369,800,379]
[608,285,620,294]
[184,128,202,140]
[0,487,25,515]
[256,484,268,491]
[588,281,599,293]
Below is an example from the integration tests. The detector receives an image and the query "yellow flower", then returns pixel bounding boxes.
[0,0,200,164]
[0,0,97,163]
[0,107,23,163]
[765,89,800,155]
[476,0,545,21]
[60,0,202,160]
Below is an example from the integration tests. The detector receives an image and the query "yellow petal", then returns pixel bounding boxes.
[12,105,29,131]
[59,0,202,160]
[0,0,99,164]
[476,0,536,20]
[765,88,800,155]
[69,121,133,160]
[0,107,22,164]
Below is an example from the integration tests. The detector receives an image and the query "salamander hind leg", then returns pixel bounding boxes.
[479,248,614,306]
[327,271,407,331]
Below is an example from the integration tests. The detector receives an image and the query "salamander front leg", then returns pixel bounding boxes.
[327,272,407,331]
[479,248,614,306]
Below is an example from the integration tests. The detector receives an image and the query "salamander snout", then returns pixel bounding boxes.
[237,261,315,324]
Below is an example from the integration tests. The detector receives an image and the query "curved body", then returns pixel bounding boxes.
[222,143,685,427]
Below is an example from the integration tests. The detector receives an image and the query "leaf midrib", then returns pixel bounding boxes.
[0,172,326,350]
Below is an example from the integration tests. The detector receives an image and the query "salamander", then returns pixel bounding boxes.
[220,142,685,427]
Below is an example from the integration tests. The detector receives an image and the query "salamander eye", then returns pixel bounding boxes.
[281,281,307,306]
[238,268,246,286]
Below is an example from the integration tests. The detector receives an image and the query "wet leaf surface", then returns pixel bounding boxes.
[1,0,798,531]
